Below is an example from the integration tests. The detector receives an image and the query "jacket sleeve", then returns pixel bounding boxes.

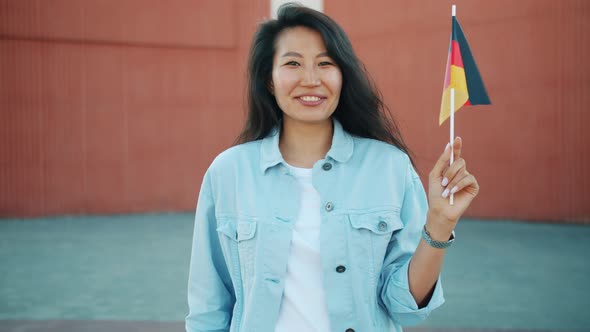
[378,159,445,326]
[186,170,235,332]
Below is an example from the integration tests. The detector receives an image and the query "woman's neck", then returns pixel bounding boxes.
[279,118,333,168]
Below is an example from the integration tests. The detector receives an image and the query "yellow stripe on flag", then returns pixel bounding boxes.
[439,65,469,125]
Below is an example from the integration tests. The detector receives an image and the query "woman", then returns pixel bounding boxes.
[186,4,478,332]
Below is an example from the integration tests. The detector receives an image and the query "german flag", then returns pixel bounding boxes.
[439,15,491,125]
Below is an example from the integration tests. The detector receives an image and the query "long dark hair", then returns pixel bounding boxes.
[235,3,414,164]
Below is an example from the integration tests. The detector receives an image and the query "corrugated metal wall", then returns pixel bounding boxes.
[1,0,588,222]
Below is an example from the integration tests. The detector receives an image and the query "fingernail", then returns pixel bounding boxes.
[441,188,450,198]
[450,185,459,194]
[441,177,449,186]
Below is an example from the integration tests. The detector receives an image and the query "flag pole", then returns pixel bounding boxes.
[449,88,455,205]
[449,4,456,206]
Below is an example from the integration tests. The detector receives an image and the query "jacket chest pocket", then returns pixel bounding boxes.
[216,217,258,286]
[347,210,403,280]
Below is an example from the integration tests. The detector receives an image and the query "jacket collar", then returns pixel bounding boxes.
[259,118,354,173]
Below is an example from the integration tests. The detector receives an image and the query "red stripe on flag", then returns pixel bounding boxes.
[443,50,451,87]
[451,40,464,68]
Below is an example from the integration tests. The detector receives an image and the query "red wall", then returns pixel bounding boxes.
[0,0,268,216]
[1,0,588,222]
[326,0,590,223]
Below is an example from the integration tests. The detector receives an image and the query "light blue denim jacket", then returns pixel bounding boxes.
[186,120,444,332]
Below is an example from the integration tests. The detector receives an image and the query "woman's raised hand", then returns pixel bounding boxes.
[427,137,479,225]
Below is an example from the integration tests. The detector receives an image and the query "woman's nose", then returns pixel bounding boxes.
[300,67,320,87]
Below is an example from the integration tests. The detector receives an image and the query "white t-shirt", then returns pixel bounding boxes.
[274,164,331,332]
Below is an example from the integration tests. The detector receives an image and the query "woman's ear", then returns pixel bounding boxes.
[267,81,274,95]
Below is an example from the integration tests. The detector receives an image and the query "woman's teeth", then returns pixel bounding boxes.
[300,96,321,102]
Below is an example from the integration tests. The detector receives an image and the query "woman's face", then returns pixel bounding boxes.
[271,26,342,127]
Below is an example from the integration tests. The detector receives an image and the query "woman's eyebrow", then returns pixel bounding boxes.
[281,51,303,58]
[281,51,329,58]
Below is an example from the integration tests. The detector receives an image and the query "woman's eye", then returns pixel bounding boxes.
[319,61,334,66]
[284,61,300,66]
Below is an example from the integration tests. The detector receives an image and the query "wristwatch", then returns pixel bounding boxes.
[422,225,455,249]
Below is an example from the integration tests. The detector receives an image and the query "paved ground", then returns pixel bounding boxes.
[0,320,586,332]
[0,214,589,331]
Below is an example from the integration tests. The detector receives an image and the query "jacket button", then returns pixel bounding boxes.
[378,221,388,231]
[336,265,346,273]
[325,202,334,212]
[322,162,332,171]
[345,329,355,332]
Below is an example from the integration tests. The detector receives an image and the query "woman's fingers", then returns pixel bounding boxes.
[442,168,466,198]
[444,174,479,198]
[427,137,478,223]
[430,137,463,184]
[441,158,468,198]
[452,136,462,161]
[430,142,452,181]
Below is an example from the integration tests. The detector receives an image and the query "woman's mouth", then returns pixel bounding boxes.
[296,95,326,106]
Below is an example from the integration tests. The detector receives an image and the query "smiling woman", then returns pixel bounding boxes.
[271,27,342,129]
[186,3,479,332]
[271,26,343,167]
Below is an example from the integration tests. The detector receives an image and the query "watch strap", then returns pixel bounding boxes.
[422,225,455,249]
